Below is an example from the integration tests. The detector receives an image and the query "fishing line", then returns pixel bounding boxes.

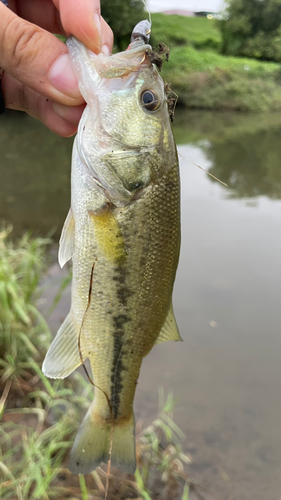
[73,19,103,53]
[77,261,114,500]
[178,152,228,187]
[141,0,152,29]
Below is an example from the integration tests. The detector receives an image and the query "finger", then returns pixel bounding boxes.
[12,0,113,53]
[2,72,82,137]
[53,0,113,53]
[13,0,65,34]
[0,3,83,106]
[51,101,86,126]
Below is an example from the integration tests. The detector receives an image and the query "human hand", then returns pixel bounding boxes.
[0,0,113,136]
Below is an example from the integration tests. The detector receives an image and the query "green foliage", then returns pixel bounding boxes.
[0,371,92,500]
[163,46,281,112]
[0,228,50,390]
[136,391,190,499]
[101,0,145,50]
[0,228,92,498]
[0,230,212,500]
[150,13,222,51]
[220,0,281,62]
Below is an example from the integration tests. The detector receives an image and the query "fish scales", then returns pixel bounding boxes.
[42,20,181,475]
[76,165,180,420]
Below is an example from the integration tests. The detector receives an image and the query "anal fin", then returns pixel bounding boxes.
[42,312,82,379]
[155,303,183,345]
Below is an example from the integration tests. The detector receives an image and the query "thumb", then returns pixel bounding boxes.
[0,3,83,106]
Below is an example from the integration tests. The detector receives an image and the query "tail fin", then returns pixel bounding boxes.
[69,407,136,475]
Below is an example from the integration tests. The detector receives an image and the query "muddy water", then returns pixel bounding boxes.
[1,110,281,499]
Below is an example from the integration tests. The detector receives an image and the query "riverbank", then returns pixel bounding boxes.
[152,14,281,112]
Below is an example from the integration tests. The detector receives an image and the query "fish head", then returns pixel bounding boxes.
[67,22,177,205]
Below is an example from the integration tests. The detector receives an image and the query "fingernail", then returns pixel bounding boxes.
[94,13,101,35]
[94,13,102,48]
[49,53,80,99]
[102,44,110,55]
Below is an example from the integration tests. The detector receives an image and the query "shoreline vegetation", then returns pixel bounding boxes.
[0,228,215,500]
[151,14,281,112]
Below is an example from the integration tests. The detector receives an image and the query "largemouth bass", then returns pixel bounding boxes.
[42,20,181,475]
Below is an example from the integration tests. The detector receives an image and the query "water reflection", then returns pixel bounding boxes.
[207,129,281,199]
[0,110,73,238]
[2,110,281,239]
[174,109,281,199]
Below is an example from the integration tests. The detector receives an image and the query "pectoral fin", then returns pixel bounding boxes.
[58,208,75,268]
[155,303,182,345]
[42,313,83,379]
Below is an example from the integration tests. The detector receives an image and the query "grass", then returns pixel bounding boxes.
[163,45,281,112]
[0,228,217,500]
[0,227,51,395]
[0,371,92,499]
[148,13,281,112]
[151,13,222,52]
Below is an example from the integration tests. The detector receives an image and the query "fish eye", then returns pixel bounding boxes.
[140,89,160,112]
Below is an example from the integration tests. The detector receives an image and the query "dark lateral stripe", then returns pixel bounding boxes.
[110,314,131,418]
[110,264,134,418]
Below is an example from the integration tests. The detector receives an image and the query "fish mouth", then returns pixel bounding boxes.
[92,45,152,80]
[85,21,153,81]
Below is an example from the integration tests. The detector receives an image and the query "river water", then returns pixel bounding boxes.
[1,109,281,499]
